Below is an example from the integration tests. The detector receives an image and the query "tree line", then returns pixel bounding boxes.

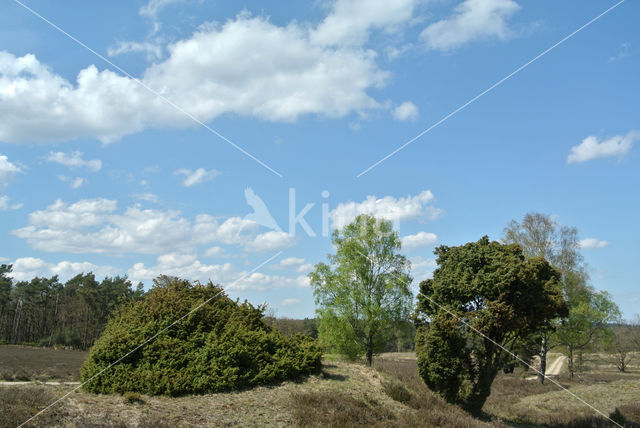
[0,266,145,349]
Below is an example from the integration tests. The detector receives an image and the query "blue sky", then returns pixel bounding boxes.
[0,0,638,319]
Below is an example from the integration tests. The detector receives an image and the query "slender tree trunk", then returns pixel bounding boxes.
[366,335,373,366]
[568,346,574,379]
[538,336,548,384]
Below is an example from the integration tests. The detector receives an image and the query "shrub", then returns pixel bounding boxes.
[123,391,142,404]
[81,276,322,396]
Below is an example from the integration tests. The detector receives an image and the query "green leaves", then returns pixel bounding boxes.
[415,237,567,415]
[81,276,322,396]
[310,214,413,365]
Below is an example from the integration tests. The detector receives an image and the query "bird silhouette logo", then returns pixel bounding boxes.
[243,187,282,232]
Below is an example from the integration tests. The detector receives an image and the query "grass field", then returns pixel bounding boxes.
[0,345,87,382]
[1,345,639,427]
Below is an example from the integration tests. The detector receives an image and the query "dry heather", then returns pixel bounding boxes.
[0,345,87,382]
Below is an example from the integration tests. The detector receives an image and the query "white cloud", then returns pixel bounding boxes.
[58,175,86,189]
[567,131,640,163]
[329,190,441,230]
[410,255,437,282]
[203,246,225,257]
[244,231,297,253]
[278,257,306,267]
[421,0,520,51]
[174,168,221,187]
[139,0,184,19]
[47,151,102,171]
[128,253,236,285]
[609,42,631,62]
[579,238,610,250]
[12,197,298,255]
[9,257,116,282]
[132,192,160,203]
[107,41,164,60]
[280,298,300,306]
[128,253,308,291]
[311,0,418,46]
[0,195,22,211]
[401,231,437,250]
[392,101,419,121]
[0,154,21,187]
[0,12,393,144]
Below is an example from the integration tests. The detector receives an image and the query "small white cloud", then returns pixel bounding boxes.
[174,168,221,187]
[278,257,306,267]
[132,192,160,203]
[392,101,419,121]
[107,41,163,60]
[579,238,610,250]
[244,231,297,253]
[567,131,640,163]
[0,154,21,187]
[47,151,102,172]
[0,195,21,211]
[421,0,520,51]
[57,175,87,189]
[203,246,225,257]
[280,298,300,307]
[609,42,631,62]
[402,231,437,250]
[139,0,183,19]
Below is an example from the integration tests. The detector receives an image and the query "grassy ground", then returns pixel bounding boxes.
[2,345,639,427]
[0,345,87,382]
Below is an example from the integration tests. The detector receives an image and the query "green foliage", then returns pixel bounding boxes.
[310,214,413,366]
[81,276,322,396]
[123,391,142,404]
[415,236,567,415]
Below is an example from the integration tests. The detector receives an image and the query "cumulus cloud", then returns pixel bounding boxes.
[244,231,297,253]
[9,257,116,282]
[127,253,308,291]
[280,298,300,306]
[579,238,610,250]
[128,253,235,284]
[0,11,392,144]
[410,255,437,283]
[139,0,184,19]
[107,41,164,60]
[401,231,437,250]
[57,175,87,189]
[0,195,22,211]
[0,154,21,187]
[174,168,221,187]
[47,151,102,172]
[421,0,520,51]
[567,131,640,163]
[132,192,160,203]
[392,101,419,121]
[329,190,441,230]
[311,0,418,46]
[12,198,297,254]
[203,246,225,257]
[273,257,313,273]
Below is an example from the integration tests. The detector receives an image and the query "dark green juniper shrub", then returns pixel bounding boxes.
[81,276,322,396]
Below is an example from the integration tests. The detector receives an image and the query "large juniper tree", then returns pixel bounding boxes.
[415,236,567,415]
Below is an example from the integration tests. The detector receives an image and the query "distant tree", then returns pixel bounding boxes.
[606,318,640,373]
[503,212,584,383]
[415,237,567,415]
[309,214,413,366]
[555,286,620,378]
